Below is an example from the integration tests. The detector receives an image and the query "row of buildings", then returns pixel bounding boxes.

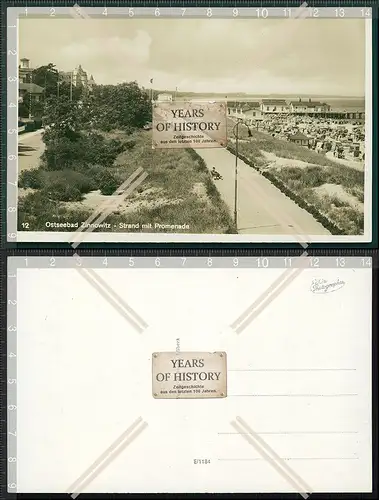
[156,94,331,114]
[229,98,331,116]
[154,93,365,121]
[18,58,96,104]
[151,91,365,161]
[230,108,365,161]
[228,98,365,121]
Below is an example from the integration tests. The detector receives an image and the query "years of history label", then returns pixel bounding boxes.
[152,101,227,149]
[152,351,227,399]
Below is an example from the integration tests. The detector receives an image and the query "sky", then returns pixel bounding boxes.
[19,17,367,96]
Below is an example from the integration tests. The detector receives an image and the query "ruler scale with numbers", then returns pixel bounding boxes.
[5,5,375,18]
[5,254,377,269]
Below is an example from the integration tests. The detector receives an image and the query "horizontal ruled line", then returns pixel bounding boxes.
[217,457,359,461]
[218,431,359,435]
[228,368,356,372]
[228,394,358,397]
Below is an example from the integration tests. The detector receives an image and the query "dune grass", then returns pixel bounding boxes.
[227,120,346,168]
[227,119,365,235]
[18,128,235,234]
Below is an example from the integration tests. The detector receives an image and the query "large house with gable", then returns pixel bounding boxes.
[290,98,331,114]
[260,99,290,114]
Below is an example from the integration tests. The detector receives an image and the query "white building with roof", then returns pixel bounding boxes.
[19,58,34,83]
[59,65,95,91]
[260,99,290,114]
[157,93,173,102]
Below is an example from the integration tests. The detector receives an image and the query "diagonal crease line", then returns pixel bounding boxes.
[230,265,300,328]
[70,4,91,18]
[76,266,148,333]
[69,167,145,245]
[71,423,148,498]
[232,257,307,333]
[261,2,310,35]
[82,264,148,329]
[232,419,312,498]
[291,2,310,19]
[70,170,148,248]
[231,252,308,332]
[71,167,144,231]
[69,7,83,18]
[236,417,313,493]
[73,171,148,242]
[235,264,306,334]
[249,2,309,71]
[66,417,148,498]
[67,417,143,493]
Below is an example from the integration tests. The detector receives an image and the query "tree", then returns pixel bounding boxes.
[30,63,85,102]
[91,81,152,131]
[30,63,59,99]
[18,97,30,119]
[42,96,88,143]
[57,80,83,102]
[18,93,44,119]
[32,100,44,119]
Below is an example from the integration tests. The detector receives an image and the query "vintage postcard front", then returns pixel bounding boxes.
[10,11,373,244]
[152,351,227,399]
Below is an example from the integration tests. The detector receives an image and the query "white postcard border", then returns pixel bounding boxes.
[14,18,373,244]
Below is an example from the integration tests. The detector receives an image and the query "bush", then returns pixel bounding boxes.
[45,170,96,194]
[296,166,325,188]
[43,127,82,146]
[40,170,95,201]
[18,190,56,215]
[86,164,106,181]
[43,181,83,202]
[84,134,125,166]
[18,169,43,189]
[42,126,128,174]
[18,191,94,231]
[42,136,85,171]
[19,168,96,198]
[96,170,120,195]
[123,139,136,150]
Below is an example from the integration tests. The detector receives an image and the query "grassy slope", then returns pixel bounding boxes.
[101,129,234,233]
[18,128,234,234]
[227,121,364,235]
